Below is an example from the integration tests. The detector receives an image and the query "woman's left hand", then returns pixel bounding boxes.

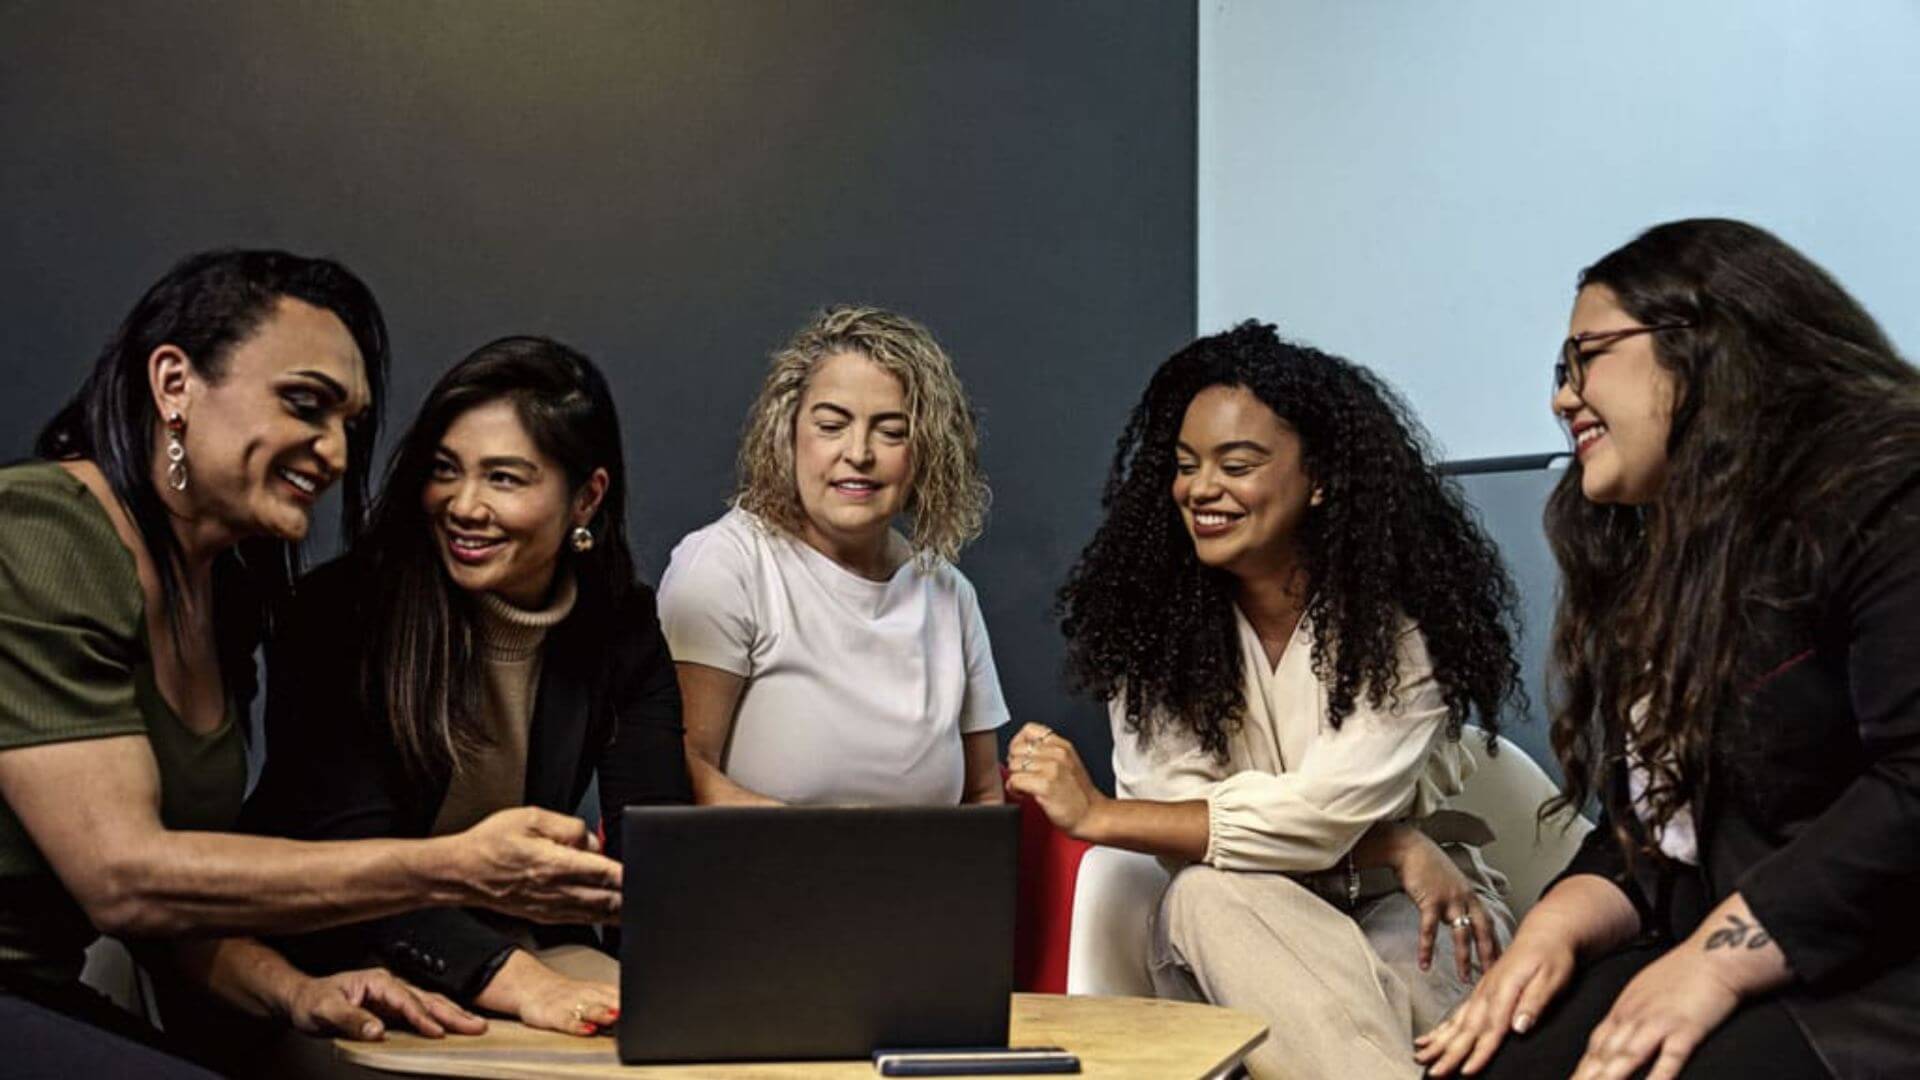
[1382,823,1501,980]
[284,967,488,1041]
[1569,943,1741,1080]
[1004,722,1106,839]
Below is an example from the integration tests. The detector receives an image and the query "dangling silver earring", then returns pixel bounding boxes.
[165,411,189,492]
[569,525,595,553]
[1309,486,1325,507]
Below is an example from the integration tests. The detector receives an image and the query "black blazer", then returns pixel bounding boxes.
[1559,473,1920,1080]
[240,556,692,1000]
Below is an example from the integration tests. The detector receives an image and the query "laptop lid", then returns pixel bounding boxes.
[618,804,1019,1064]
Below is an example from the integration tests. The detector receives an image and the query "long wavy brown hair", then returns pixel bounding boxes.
[1545,219,1920,853]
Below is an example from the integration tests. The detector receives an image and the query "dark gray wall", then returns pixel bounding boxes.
[0,1,1195,788]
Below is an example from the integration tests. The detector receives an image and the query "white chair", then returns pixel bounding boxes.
[1063,729,1590,996]
[1446,730,1591,923]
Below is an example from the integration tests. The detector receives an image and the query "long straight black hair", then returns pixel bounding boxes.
[354,336,634,780]
[36,249,388,662]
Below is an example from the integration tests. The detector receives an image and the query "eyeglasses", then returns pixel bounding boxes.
[1554,322,1692,395]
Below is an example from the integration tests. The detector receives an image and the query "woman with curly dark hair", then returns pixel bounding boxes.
[1011,321,1523,1080]
[1419,221,1916,1080]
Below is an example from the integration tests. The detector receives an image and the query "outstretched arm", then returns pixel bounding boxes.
[0,735,622,939]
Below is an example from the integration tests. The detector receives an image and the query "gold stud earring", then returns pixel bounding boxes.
[1310,487,1325,507]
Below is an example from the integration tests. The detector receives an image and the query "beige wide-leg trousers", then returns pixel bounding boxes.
[1151,865,1512,1080]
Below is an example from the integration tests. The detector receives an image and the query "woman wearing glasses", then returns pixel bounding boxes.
[1418,218,1918,1080]
[1016,322,1521,1080]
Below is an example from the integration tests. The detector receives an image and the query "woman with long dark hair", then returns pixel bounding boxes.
[1018,322,1522,1079]
[1417,219,1916,1079]
[244,337,691,1040]
[0,254,623,1077]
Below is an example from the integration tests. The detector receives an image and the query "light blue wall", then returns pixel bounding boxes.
[1199,0,1920,461]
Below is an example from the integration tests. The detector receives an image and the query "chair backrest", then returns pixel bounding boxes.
[1449,727,1591,918]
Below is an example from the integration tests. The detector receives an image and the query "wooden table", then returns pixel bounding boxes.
[338,993,1266,1079]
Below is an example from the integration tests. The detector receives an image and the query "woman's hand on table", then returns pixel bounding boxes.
[283,967,486,1041]
[440,807,624,925]
[1004,722,1109,840]
[475,948,621,1037]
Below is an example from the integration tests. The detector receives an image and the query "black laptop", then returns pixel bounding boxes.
[617,804,1020,1064]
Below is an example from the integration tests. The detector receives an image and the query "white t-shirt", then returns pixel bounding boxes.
[657,508,1010,805]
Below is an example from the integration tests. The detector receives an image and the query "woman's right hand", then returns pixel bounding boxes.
[1413,915,1580,1076]
[444,807,623,924]
[475,949,620,1037]
[284,966,487,1041]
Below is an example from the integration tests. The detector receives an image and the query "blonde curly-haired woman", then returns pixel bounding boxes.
[658,306,1008,807]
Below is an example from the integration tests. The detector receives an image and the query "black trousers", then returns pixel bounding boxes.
[1473,942,1829,1079]
[0,977,219,1080]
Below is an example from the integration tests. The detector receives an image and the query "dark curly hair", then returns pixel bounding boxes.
[1058,321,1522,759]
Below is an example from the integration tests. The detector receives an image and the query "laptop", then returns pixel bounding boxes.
[617,804,1020,1064]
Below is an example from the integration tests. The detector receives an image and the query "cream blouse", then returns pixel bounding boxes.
[1111,607,1476,873]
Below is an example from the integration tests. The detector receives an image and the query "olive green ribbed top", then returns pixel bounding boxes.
[0,461,245,986]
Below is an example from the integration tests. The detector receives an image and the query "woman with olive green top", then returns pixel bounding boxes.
[0,250,623,1078]
[0,462,248,986]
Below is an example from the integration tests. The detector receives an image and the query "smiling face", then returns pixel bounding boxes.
[792,349,912,568]
[160,296,370,544]
[1554,284,1679,505]
[1172,384,1317,582]
[422,398,598,608]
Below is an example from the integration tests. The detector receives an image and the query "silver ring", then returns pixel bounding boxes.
[571,1002,586,1024]
[1450,914,1473,930]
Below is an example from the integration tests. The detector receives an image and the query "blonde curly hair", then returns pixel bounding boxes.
[734,305,989,564]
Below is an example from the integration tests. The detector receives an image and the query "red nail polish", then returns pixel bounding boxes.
[607,1008,621,1019]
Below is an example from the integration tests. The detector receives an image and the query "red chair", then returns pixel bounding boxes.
[1011,792,1091,992]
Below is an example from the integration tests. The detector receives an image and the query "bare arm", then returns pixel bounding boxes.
[674,661,781,806]
[0,735,622,939]
[1526,871,1644,959]
[961,730,1004,804]
[1005,722,1210,859]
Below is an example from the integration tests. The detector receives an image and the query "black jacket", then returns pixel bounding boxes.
[1558,473,1920,1080]
[240,556,692,999]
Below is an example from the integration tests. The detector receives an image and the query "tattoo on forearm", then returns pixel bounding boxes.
[1704,913,1773,952]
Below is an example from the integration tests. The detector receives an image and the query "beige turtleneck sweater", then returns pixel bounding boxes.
[431,574,578,837]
